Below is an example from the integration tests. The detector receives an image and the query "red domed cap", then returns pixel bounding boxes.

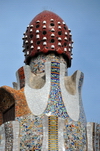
[22,11,73,67]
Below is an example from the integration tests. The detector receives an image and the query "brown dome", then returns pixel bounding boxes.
[22,10,73,67]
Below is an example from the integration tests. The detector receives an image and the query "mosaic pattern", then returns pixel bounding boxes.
[78,73,87,126]
[92,123,100,151]
[0,121,20,151]
[5,121,13,151]
[63,119,87,151]
[48,116,58,151]
[0,123,5,150]
[95,124,100,151]
[0,55,88,150]
[16,114,43,150]
[30,53,67,75]
[44,62,68,118]
[44,61,87,150]
[87,122,100,151]
[87,122,93,151]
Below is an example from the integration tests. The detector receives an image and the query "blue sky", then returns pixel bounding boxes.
[0,0,100,122]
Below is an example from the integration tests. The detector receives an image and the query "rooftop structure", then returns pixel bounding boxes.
[0,10,99,151]
[22,11,73,67]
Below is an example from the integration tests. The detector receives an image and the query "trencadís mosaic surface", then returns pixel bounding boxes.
[0,54,87,150]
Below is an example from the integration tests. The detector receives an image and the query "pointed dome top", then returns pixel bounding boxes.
[22,11,73,67]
